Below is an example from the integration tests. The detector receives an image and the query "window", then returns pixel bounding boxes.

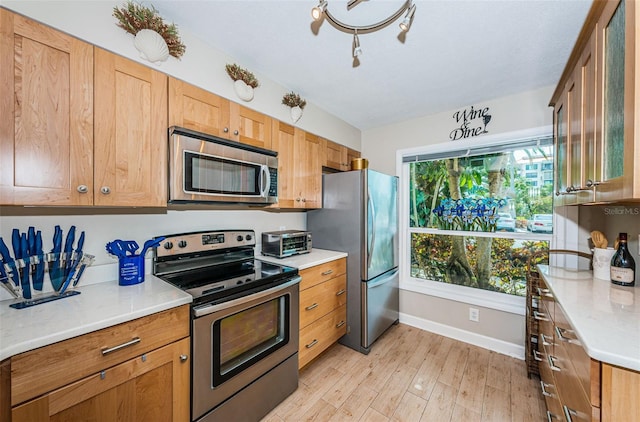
[525,164,538,170]
[542,163,553,170]
[525,172,538,179]
[400,128,553,313]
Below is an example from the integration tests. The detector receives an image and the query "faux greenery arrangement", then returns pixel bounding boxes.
[225,64,259,88]
[282,92,307,109]
[113,0,186,59]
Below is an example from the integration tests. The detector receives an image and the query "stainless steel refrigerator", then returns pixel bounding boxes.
[307,169,399,354]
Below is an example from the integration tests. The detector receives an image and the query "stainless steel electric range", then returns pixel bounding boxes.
[153,229,301,422]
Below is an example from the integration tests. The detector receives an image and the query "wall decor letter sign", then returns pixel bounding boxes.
[449,105,492,141]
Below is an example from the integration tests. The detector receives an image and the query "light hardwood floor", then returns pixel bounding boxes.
[262,323,546,422]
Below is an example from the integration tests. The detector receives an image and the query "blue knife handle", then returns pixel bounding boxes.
[33,231,45,291]
[20,233,31,300]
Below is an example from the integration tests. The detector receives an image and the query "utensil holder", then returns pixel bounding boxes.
[118,255,144,286]
[3,252,95,309]
[592,247,615,280]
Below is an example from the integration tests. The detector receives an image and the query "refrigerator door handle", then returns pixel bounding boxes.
[367,191,376,270]
[366,268,398,289]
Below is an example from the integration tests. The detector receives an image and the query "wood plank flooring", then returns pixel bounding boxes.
[262,323,546,422]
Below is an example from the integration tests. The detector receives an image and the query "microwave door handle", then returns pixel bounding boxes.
[259,165,270,197]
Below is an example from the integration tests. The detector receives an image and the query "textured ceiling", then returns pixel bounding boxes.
[155,0,593,130]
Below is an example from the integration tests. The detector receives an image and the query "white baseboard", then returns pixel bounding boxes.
[399,312,525,360]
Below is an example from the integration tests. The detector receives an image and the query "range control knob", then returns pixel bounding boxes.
[178,240,188,248]
[164,241,174,250]
[236,235,244,242]
[246,234,252,241]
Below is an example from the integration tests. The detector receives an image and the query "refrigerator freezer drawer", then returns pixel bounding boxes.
[361,268,399,350]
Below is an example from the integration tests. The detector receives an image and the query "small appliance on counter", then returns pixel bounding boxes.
[261,230,312,258]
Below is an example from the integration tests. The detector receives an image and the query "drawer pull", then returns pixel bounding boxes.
[563,405,577,422]
[547,355,561,372]
[336,320,346,328]
[305,303,319,311]
[554,326,578,344]
[533,350,543,362]
[540,333,554,346]
[539,380,552,397]
[537,287,553,298]
[305,339,318,349]
[180,354,188,363]
[336,289,346,296]
[533,310,548,321]
[101,337,141,356]
[546,410,560,422]
[321,269,333,276]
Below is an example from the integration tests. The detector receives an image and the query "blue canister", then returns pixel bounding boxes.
[118,255,144,286]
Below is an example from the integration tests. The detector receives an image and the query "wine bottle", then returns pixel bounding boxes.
[610,233,636,287]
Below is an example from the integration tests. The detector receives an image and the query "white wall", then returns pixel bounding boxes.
[362,86,555,356]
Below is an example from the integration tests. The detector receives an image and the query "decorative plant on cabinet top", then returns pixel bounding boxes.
[225,63,259,102]
[113,0,186,63]
[282,91,307,123]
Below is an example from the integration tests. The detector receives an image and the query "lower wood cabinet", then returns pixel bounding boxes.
[9,305,190,422]
[298,258,347,369]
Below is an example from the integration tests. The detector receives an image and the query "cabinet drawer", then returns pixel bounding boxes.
[299,258,346,291]
[299,305,347,369]
[555,304,600,408]
[11,305,190,406]
[549,342,592,421]
[299,275,347,329]
[539,353,564,422]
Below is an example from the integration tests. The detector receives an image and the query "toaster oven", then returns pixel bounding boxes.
[261,231,312,258]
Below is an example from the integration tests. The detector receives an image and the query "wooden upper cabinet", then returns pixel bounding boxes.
[347,147,361,168]
[271,121,321,209]
[94,48,167,207]
[168,77,230,137]
[0,9,94,206]
[229,103,273,150]
[323,138,349,171]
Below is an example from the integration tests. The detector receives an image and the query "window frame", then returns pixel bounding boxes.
[396,126,553,316]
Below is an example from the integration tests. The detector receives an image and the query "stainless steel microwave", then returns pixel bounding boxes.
[168,126,278,204]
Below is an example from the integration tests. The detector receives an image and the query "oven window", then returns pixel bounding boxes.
[184,150,260,196]
[213,295,289,385]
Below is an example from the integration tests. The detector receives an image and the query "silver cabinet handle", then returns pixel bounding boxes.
[546,410,560,422]
[537,287,553,298]
[585,179,601,188]
[336,320,346,328]
[77,185,88,193]
[321,269,333,276]
[533,310,548,321]
[540,333,554,346]
[101,337,140,355]
[533,350,543,362]
[180,354,188,362]
[554,326,578,345]
[100,186,111,195]
[301,198,306,202]
[336,289,346,296]
[563,405,577,422]
[540,380,553,397]
[233,130,239,136]
[548,355,561,372]
[223,127,229,133]
[305,339,318,349]
[296,197,301,202]
[305,303,318,311]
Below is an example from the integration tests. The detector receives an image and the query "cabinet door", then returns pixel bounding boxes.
[271,121,297,208]
[566,74,581,205]
[579,30,599,204]
[554,94,569,207]
[295,131,322,208]
[602,364,640,421]
[347,148,361,169]
[0,10,93,206]
[229,103,273,149]
[12,338,190,422]
[94,48,167,207]
[168,77,230,137]
[596,0,630,202]
[323,138,348,171]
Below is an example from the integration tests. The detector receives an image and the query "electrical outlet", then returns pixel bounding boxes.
[469,307,479,322]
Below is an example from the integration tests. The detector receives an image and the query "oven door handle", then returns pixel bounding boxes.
[192,275,301,317]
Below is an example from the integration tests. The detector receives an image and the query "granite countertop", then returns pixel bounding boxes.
[538,265,640,372]
[258,248,347,270]
[0,276,192,361]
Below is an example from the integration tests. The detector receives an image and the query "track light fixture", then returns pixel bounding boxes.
[311,0,416,59]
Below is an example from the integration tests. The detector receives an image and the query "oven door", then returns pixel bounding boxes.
[191,277,300,420]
